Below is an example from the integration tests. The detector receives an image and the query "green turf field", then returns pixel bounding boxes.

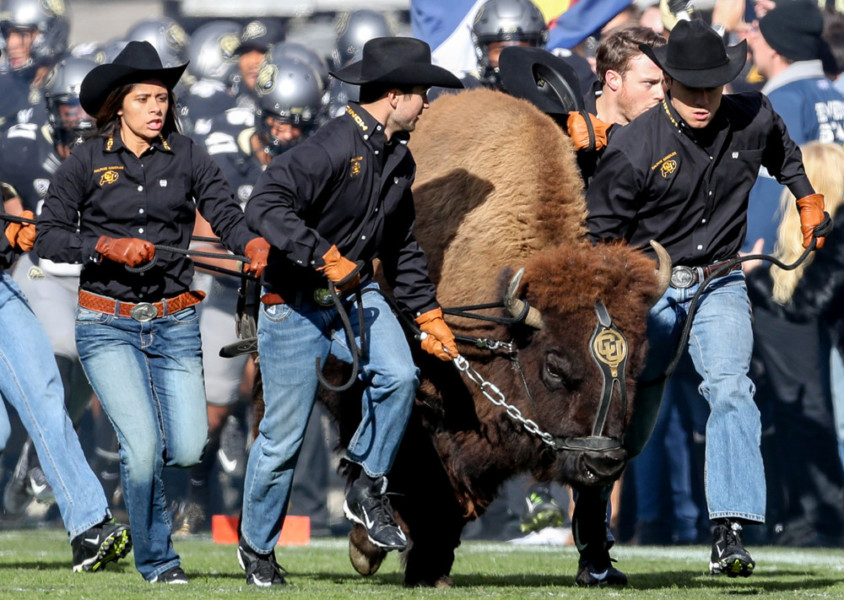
[0,531,842,598]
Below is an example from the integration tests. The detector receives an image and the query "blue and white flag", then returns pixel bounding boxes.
[411,0,486,76]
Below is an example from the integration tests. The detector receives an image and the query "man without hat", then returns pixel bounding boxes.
[745,0,844,253]
[238,37,462,586]
[586,18,831,577]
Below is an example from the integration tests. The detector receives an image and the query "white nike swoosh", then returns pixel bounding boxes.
[217,451,238,473]
[591,569,608,581]
[362,508,376,531]
[29,479,49,496]
[83,536,101,545]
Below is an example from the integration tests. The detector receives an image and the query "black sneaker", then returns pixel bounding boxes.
[343,475,407,551]
[710,519,755,577]
[71,519,132,572]
[217,414,247,477]
[3,439,36,516]
[150,566,189,584]
[237,541,287,586]
[575,553,628,587]
[520,484,565,533]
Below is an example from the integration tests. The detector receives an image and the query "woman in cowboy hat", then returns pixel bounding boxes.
[35,40,271,584]
[585,19,830,579]
[237,36,461,586]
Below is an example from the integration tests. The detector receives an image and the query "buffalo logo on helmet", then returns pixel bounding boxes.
[242,21,267,42]
[45,0,66,17]
[167,22,189,53]
[256,62,277,93]
[219,33,240,60]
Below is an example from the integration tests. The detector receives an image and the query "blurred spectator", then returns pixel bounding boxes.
[745,141,844,546]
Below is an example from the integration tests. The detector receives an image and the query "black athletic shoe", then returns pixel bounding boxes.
[238,541,287,586]
[575,553,628,587]
[343,475,407,551]
[150,566,189,584]
[71,519,132,572]
[3,439,36,516]
[710,519,755,577]
[520,484,565,533]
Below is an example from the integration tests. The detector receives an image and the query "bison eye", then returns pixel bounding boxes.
[543,350,575,390]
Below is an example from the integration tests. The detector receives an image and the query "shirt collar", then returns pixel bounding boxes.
[104,131,174,154]
[762,60,825,94]
[345,102,410,152]
[661,95,729,141]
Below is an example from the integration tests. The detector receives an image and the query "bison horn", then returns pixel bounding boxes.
[649,240,671,305]
[504,268,544,329]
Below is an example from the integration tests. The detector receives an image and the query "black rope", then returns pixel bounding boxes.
[661,241,816,379]
[315,285,365,393]
[125,244,251,273]
[0,212,37,225]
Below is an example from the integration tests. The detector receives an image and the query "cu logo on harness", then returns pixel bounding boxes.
[592,327,627,378]
[660,159,677,179]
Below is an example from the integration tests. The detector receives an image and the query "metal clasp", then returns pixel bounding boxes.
[129,302,158,322]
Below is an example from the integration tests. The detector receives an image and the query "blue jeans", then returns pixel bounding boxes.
[0,272,110,539]
[241,282,418,553]
[640,271,765,523]
[76,302,208,581]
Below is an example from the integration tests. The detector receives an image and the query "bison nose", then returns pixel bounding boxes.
[579,448,627,483]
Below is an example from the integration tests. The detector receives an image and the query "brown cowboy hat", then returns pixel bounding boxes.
[80,40,188,115]
[330,36,462,89]
[639,19,746,89]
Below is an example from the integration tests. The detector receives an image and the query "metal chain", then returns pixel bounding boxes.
[451,354,558,449]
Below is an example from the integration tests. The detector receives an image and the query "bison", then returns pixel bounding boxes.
[260,88,668,586]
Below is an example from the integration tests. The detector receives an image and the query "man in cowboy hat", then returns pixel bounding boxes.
[585,18,831,577]
[239,36,461,586]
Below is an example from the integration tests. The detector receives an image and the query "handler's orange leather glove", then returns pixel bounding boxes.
[317,244,361,292]
[243,237,270,277]
[95,235,155,267]
[415,307,458,361]
[4,210,36,251]
[797,193,829,249]
[566,110,612,152]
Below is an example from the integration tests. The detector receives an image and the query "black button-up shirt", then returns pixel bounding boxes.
[35,131,255,301]
[586,92,814,266]
[246,102,439,316]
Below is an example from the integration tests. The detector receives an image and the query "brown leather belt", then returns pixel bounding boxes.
[78,289,206,322]
[670,256,741,289]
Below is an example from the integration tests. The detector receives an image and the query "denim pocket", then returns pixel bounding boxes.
[170,305,198,323]
[261,302,292,322]
[76,307,110,324]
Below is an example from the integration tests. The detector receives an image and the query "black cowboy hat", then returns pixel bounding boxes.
[330,37,462,89]
[498,46,584,116]
[80,40,188,115]
[639,19,746,88]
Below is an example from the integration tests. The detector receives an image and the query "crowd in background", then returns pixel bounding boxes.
[1,0,844,554]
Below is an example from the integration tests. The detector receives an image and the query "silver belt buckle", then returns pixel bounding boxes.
[313,287,333,307]
[670,266,696,289]
[129,302,158,322]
